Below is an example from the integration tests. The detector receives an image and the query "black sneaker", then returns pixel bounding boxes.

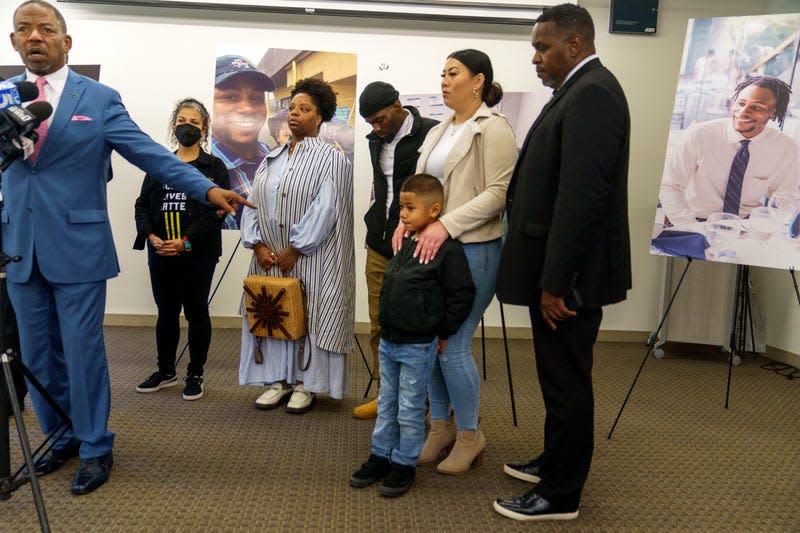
[493,487,579,521]
[183,375,204,400]
[503,456,541,483]
[349,454,391,488]
[379,463,415,497]
[136,371,177,393]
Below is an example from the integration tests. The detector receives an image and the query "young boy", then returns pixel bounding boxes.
[349,173,475,497]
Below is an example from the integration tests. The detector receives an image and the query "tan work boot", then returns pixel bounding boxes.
[353,398,378,419]
[437,428,485,475]
[418,418,456,465]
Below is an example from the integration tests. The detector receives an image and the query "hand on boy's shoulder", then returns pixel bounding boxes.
[413,220,450,264]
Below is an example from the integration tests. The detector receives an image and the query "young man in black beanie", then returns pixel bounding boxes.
[354,82,438,419]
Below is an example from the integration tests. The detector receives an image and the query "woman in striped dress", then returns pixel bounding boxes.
[239,78,354,414]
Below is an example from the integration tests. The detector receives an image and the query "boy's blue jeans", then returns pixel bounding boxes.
[371,338,438,467]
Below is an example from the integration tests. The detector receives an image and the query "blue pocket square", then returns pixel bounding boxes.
[651,230,709,260]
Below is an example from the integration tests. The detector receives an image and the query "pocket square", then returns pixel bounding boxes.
[71,115,92,121]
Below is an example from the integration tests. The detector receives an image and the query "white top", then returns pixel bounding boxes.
[378,110,414,217]
[660,118,800,226]
[424,121,467,180]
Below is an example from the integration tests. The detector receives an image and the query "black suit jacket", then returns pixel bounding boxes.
[496,58,631,309]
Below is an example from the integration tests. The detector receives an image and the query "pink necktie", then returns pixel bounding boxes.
[30,76,49,163]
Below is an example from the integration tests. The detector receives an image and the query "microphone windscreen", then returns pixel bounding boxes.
[14,81,38,102]
[26,100,53,122]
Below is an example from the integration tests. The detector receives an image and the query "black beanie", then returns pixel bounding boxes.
[359,81,400,118]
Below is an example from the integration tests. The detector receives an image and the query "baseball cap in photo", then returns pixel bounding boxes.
[215,55,276,91]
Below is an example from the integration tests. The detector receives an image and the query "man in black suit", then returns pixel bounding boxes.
[493,4,631,521]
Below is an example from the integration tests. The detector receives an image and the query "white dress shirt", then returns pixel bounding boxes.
[25,64,69,125]
[378,110,414,217]
[660,118,800,226]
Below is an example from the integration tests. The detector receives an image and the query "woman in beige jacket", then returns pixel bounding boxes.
[394,49,518,474]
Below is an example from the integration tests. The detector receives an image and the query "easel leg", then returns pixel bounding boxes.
[176,239,242,367]
[608,257,693,439]
[480,317,486,380]
[353,334,375,398]
[790,267,800,307]
[499,304,517,427]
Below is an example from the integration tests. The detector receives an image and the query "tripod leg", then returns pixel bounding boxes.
[726,266,747,409]
[1,378,9,500]
[2,352,50,531]
[10,357,71,431]
[9,356,72,462]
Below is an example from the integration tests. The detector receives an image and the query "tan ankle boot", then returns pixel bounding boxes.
[436,428,485,475]
[418,418,456,465]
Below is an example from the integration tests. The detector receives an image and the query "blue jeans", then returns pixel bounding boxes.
[428,238,501,430]
[371,338,438,467]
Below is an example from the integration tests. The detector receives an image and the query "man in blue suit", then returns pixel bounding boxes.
[3,0,253,494]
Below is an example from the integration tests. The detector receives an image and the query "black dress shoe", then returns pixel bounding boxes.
[503,456,541,483]
[493,488,579,521]
[27,442,80,477]
[71,452,113,495]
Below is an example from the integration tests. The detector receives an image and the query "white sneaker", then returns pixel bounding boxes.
[254,383,292,410]
[286,384,315,414]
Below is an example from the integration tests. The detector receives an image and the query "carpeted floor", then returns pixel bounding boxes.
[3,326,799,532]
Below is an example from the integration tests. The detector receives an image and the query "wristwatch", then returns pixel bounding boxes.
[182,236,192,252]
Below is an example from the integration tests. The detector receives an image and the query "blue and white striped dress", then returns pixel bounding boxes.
[239,137,354,398]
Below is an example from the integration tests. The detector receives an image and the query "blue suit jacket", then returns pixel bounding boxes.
[1,69,215,284]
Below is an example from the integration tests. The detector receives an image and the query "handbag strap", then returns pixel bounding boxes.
[295,281,311,371]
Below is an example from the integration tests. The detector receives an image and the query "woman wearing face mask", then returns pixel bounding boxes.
[238,78,354,414]
[133,97,229,400]
[392,49,518,474]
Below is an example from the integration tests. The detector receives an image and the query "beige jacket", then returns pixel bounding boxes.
[416,103,518,243]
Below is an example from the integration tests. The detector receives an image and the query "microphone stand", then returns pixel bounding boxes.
[0,251,50,532]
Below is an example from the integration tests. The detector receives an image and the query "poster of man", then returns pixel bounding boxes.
[212,49,356,229]
[650,13,800,270]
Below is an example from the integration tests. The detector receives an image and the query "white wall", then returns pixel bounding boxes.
[1,0,799,351]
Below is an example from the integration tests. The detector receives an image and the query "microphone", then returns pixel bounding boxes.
[0,80,38,109]
[0,101,51,138]
[0,101,52,172]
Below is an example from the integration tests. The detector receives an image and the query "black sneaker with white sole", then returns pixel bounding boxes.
[183,375,204,400]
[136,371,177,393]
[503,457,542,483]
[493,487,579,521]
